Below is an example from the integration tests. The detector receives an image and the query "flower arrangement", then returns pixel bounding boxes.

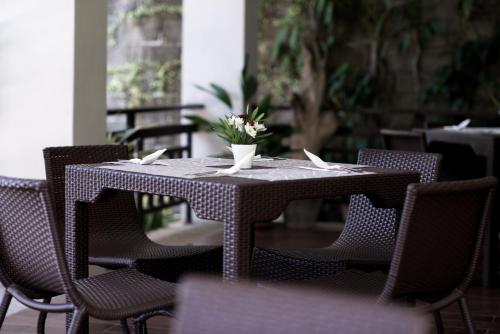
[213,106,272,145]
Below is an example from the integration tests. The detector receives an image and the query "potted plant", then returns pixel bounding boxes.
[213,106,272,168]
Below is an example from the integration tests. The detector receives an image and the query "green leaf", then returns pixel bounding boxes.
[209,83,233,109]
[194,83,233,109]
[289,26,299,49]
[183,115,213,130]
[323,1,333,24]
[241,75,258,107]
[399,32,412,54]
[271,27,288,63]
[258,95,272,119]
[316,0,326,16]
[462,0,474,20]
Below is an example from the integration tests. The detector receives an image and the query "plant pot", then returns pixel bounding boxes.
[231,144,256,169]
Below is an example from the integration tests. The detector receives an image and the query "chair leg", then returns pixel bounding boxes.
[68,309,87,334]
[433,311,444,334]
[458,297,475,334]
[36,297,51,334]
[133,320,147,334]
[120,319,131,334]
[0,290,12,330]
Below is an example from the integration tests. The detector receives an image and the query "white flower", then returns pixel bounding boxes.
[244,124,257,138]
[226,115,236,127]
[235,118,244,131]
[253,121,266,132]
[227,115,244,131]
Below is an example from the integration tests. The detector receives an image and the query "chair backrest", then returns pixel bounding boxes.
[334,149,442,260]
[381,129,427,152]
[43,145,144,247]
[380,177,496,301]
[174,276,430,334]
[0,177,67,295]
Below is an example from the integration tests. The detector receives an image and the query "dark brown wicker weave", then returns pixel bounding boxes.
[174,275,430,334]
[306,177,496,334]
[43,145,222,282]
[251,149,442,281]
[64,154,419,333]
[0,176,177,334]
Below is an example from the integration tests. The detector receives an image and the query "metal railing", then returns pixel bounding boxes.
[107,104,205,132]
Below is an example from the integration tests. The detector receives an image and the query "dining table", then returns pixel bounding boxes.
[65,156,420,333]
[424,128,500,287]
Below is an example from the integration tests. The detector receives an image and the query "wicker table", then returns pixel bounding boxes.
[425,128,500,286]
[65,157,418,333]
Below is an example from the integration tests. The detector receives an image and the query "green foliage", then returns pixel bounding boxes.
[108,60,180,107]
[422,23,500,110]
[194,83,233,109]
[241,59,258,108]
[213,107,273,145]
[183,115,213,130]
[328,64,374,110]
[460,0,475,21]
[108,0,181,47]
[127,0,181,20]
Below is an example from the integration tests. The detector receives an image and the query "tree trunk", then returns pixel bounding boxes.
[290,38,339,158]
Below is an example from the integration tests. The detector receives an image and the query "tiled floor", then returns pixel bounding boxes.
[3,223,500,333]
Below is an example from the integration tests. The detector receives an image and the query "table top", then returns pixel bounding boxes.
[426,127,500,137]
[96,157,376,182]
[69,157,416,185]
[65,158,420,219]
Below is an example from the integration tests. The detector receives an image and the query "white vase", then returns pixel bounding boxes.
[231,144,256,169]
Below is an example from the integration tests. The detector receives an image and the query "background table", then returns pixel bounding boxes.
[425,128,500,286]
[65,158,419,333]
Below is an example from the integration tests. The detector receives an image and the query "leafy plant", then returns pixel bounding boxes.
[108,60,180,107]
[213,107,273,145]
[185,63,283,149]
[422,20,500,110]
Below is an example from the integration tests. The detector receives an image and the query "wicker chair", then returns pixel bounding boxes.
[251,149,442,281]
[43,145,222,282]
[0,176,177,334]
[174,275,430,334]
[305,177,496,334]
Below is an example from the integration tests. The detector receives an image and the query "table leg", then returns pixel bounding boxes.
[482,197,499,287]
[223,220,252,280]
[66,201,90,334]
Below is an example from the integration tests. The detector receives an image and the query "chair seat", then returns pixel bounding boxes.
[251,246,389,282]
[75,268,176,320]
[90,242,223,281]
[305,270,387,298]
[90,242,221,265]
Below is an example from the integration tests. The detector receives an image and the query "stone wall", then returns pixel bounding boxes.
[107,0,182,133]
[258,0,500,113]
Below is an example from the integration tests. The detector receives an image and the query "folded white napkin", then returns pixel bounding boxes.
[303,149,360,172]
[444,118,470,131]
[216,152,255,175]
[123,149,167,165]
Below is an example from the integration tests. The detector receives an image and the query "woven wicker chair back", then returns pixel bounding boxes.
[334,149,442,260]
[381,177,496,299]
[43,145,147,249]
[0,177,65,294]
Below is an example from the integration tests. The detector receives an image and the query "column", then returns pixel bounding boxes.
[181,0,258,157]
[0,0,107,178]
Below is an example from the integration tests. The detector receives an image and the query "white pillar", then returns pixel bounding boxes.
[0,0,107,179]
[181,0,258,158]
